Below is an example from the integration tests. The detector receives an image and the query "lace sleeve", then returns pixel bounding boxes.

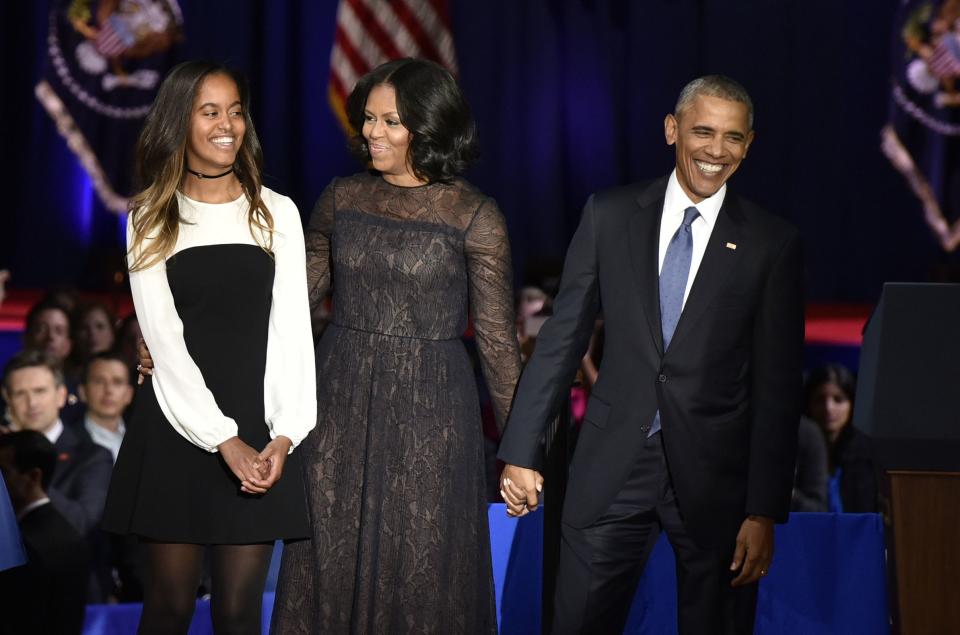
[306,180,336,316]
[465,197,521,433]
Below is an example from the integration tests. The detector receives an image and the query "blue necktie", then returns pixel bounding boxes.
[649,205,699,437]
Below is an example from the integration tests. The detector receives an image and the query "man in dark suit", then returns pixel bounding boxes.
[0,430,91,635]
[498,76,803,634]
[2,350,113,537]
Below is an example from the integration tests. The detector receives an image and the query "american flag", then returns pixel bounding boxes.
[95,15,136,57]
[927,34,960,79]
[329,0,458,131]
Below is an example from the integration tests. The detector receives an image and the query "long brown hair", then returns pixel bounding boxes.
[128,61,273,271]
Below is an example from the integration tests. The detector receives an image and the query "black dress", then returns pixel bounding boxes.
[103,189,316,544]
[271,174,522,634]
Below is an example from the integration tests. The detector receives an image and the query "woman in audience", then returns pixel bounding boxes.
[72,302,117,359]
[103,60,316,634]
[804,364,878,513]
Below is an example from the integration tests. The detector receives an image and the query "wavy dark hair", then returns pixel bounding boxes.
[346,58,479,183]
[128,61,273,271]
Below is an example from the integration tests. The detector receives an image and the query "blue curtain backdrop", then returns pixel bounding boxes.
[2,0,956,300]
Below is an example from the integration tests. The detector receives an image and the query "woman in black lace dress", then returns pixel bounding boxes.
[270,59,522,633]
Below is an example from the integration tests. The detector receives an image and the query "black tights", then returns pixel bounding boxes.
[138,541,273,635]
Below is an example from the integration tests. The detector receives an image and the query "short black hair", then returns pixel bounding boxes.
[82,350,135,386]
[346,58,479,183]
[0,430,58,490]
[25,297,71,335]
[2,349,64,392]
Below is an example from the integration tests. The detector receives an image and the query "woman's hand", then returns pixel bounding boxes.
[255,436,293,489]
[136,337,154,385]
[218,436,272,494]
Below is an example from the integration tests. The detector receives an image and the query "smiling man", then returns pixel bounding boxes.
[498,76,804,634]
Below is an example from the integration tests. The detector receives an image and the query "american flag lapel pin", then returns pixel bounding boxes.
[725,242,737,250]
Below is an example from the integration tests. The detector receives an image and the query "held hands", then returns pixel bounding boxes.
[500,464,544,517]
[730,515,774,586]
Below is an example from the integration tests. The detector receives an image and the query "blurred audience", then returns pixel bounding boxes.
[71,302,117,365]
[23,298,73,365]
[804,364,879,513]
[791,416,829,511]
[114,314,142,372]
[0,430,90,635]
[0,269,10,308]
[1,350,112,536]
[73,352,133,462]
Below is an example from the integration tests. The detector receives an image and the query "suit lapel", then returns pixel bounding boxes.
[668,194,745,350]
[628,178,668,356]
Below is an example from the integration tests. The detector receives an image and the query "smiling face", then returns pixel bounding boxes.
[664,94,754,203]
[362,83,420,186]
[185,73,245,174]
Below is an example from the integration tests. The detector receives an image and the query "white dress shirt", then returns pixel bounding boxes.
[657,170,726,308]
[84,416,126,462]
[42,419,64,445]
[126,187,317,453]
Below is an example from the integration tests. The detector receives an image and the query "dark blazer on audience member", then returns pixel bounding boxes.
[50,424,113,536]
[498,177,805,550]
[0,502,90,635]
[792,416,828,512]
[832,425,878,513]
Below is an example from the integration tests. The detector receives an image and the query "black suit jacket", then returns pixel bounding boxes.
[498,177,804,549]
[0,503,90,635]
[50,424,113,536]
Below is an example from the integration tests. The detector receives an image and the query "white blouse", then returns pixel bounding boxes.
[126,187,317,453]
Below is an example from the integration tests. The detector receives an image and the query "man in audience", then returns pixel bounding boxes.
[22,299,72,365]
[0,269,9,308]
[0,430,90,635]
[76,352,134,462]
[1,350,112,536]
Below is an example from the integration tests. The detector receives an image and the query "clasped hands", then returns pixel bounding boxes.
[218,435,292,495]
[499,464,543,517]
[137,338,290,495]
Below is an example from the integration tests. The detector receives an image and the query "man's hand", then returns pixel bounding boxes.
[253,436,293,490]
[500,464,543,517]
[730,515,774,586]
[218,436,271,494]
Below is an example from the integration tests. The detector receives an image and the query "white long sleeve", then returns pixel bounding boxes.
[127,219,238,452]
[126,188,316,452]
[262,190,317,449]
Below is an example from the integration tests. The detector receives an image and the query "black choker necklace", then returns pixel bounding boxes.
[186,166,234,179]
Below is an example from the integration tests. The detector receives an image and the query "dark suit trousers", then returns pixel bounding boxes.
[553,433,758,635]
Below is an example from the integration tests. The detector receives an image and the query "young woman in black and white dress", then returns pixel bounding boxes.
[102,61,316,635]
